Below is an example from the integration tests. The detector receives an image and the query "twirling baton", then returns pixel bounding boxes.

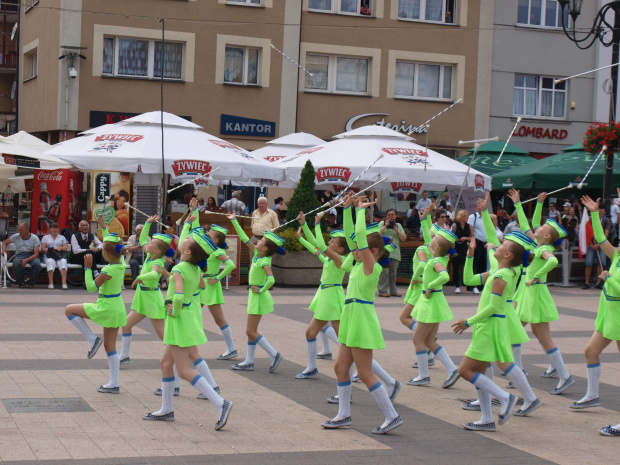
[458,136,499,145]
[577,145,606,190]
[124,202,168,228]
[451,143,479,221]
[408,98,463,135]
[520,185,574,205]
[167,167,221,194]
[494,117,522,165]
[272,176,388,232]
[335,153,384,200]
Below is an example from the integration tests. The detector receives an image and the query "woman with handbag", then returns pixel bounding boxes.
[41,222,68,289]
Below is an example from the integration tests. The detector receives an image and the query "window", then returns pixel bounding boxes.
[394,61,453,100]
[224,46,259,85]
[513,75,566,118]
[308,0,373,16]
[23,50,37,81]
[227,0,261,4]
[102,37,184,80]
[398,0,456,24]
[517,0,568,28]
[305,54,369,94]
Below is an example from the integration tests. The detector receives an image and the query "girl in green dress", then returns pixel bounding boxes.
[507,189,574,395]
[321,194,402,435]
[295,210,350,379]
[572,196,620,426]
[228,211,285,373]
[119,214,172,365]
[408,226,460,389]
[452,232,535,431]
[65,229,128,394]
[143,227,232,431]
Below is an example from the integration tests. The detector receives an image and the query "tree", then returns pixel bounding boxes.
[285,160,322,226]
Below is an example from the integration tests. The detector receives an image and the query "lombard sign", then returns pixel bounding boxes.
[346,113,428,134]
[221,114,276,137]
[513,125,568,140]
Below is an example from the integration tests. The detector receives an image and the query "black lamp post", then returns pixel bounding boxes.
[558,0,620,208]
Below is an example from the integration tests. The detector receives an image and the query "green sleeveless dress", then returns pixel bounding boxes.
[405,245,430,306]
[84,262,127,328]
[517,245,559,323]
[338,261,385,350]
[131,255,166,319]
[200,248,226,306]
[595,251,620,340]
[465,267,516,363]
[247,249,274,315]
[309,253,347,321]
[163,261,207,347]
[411,257,453,323]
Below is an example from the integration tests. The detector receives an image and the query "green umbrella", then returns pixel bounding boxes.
[456,140,534,176]
[492,146,620,190]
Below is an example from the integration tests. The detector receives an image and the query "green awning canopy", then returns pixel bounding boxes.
[456,153,536,176]
[466,140,529,155]
[492,146,620,190]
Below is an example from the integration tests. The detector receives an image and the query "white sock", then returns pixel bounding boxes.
[471,372,509,405]
[323,325,339,345]
[512,344,523,370]
[372,359,395,391]
[103,351,119,388]
[304,338,317,373]
[434,346,457,375]
[505,363,536,407]
[68,315,96,347]
[546,347,570,383]
[486,364,494,380]
[194,357,218,389]
[256,335,277,361]
[334,380,351,420]
[369,382,398,427]
[120,332,132,359]
[415,350,429,379]
[241,341,257,365]
[319,328,331,354]
[220,324,236,353]
[173,364,180,389]
[579,362,601,402]
[153,376,175,415]
[476,387,494,424]
[191,374,224,412]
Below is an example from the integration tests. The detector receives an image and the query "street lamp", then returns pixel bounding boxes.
[558,0,620,208]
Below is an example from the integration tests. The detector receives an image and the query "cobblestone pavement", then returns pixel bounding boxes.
[0,284,618,464]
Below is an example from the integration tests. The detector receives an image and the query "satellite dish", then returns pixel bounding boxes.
[10,81,16,100]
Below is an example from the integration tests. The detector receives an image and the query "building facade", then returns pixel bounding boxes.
[18,0,483,155]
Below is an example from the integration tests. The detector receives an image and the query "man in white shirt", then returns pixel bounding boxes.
[251,196,279,243]
[467,199,487,294]
[416,191,432,211]
[221,191,246,216]
[70,220,104,267]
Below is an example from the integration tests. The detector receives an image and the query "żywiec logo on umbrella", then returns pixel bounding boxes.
[475,174,485,191]
[391,182,422,193]
[280,147,323,163]
[264,156,287,162]
[90,134,145,153]
[316,167,352,183]
[172,160,212,177]
[381,148,426,156]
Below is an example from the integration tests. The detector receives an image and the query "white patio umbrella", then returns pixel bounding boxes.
[252,132,326,163]
[0,174,32,193]
[0,131,71,170]
[47,111,285,182]
[277,125,491,192]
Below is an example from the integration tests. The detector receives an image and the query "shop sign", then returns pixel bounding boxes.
[89,111,191,127]
[220,114,276,137]
[346,113,428,134]
[513,126,568,140]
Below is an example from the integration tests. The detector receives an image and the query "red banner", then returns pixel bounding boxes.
[31,169,83,236]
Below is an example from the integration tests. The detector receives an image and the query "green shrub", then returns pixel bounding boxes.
[285,160,322,226]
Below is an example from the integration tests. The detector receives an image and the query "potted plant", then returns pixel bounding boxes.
[272,160,328,286]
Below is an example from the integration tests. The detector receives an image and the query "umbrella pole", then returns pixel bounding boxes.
[451,143,479,221]
[494,117,522,165]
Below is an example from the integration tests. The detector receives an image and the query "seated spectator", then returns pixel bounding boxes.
[1,222,41,288]
[406,201,416,218]
[206,197,217,211]
[126,224,150,282]
[70,220,104,270]
[273,196,288,222]
[41,222,68,289]
[197,197,207,212]
[434,209,451,230]
[221,191,246,216]
[326,212,341,231]
[405,207,420,233]
[503,211,521,234]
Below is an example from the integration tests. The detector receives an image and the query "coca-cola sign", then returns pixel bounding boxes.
[37,171,64,182]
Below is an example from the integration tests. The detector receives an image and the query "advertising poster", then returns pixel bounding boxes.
[31,169,83,236]
[89,171,132,239]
